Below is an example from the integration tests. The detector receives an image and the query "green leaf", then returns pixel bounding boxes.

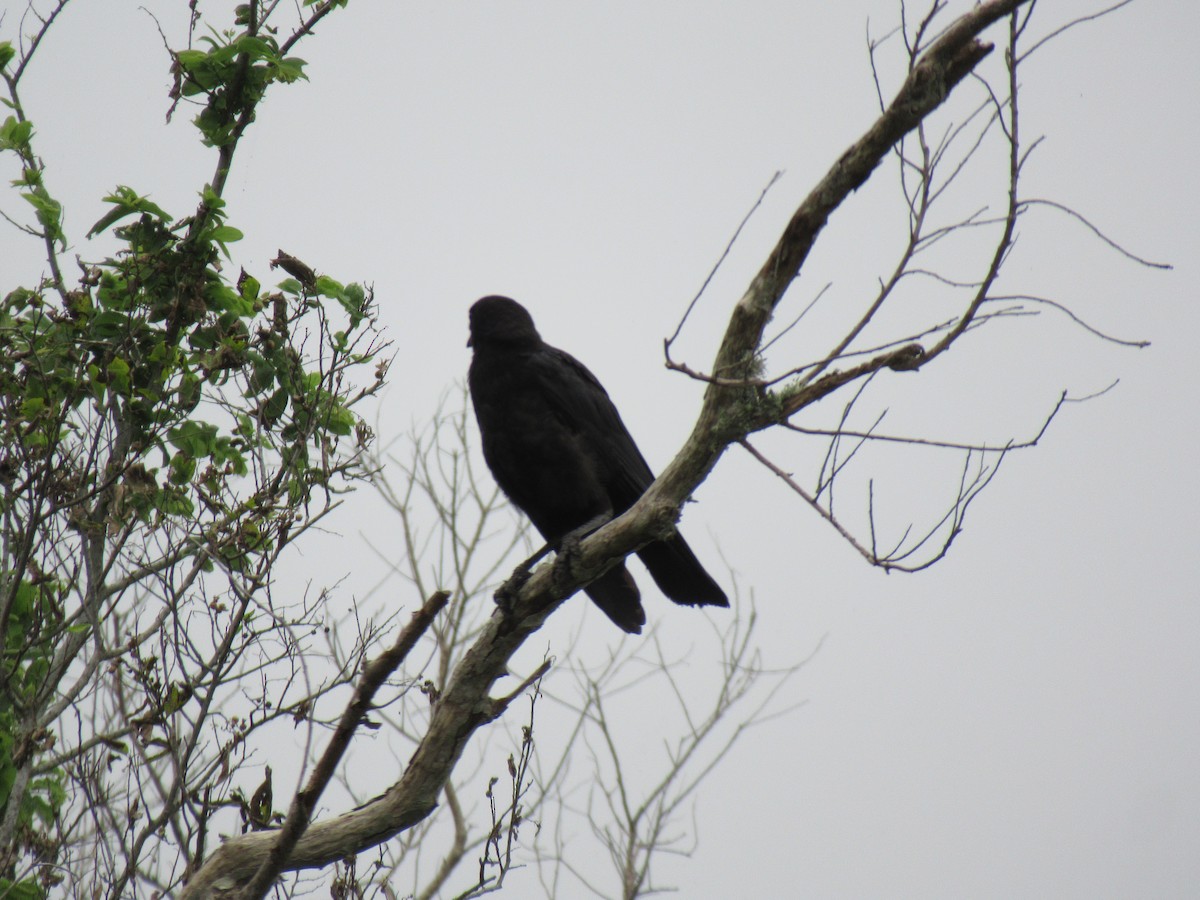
[87,186,171,238]
[168,420,219,457]
[273,56,308,84]
[246,354,275,395]
[338,282,368,328]
[19,397,44,419]
[0,115,33,152]
[168,452,196,485]
[13,165,40,188]
[24,794,54,827]
[313,275,344,300]
[0,877,45,900]
[235,413,255,441]
[91,310,130,337]
[175,49,208,69]
[156,488,194,517]
[20,189,64,248]
[162,684,188,715]
[87,207,129,240]
[177,373,203,412]
[200,185,226,212]
[29,776,66,815]
[262,387,289,427]
[206,280,251,316]
[239,273,261,303]
[208,225,243,244]
[207,224,244,260]
[22,431,48,449]
[0,41,16,72]
[86,364,105,403]
[175,48,221,96]
[325,404,355,437]
[231,35,272,61]
[9,579,35,619]
[107,357,131,395]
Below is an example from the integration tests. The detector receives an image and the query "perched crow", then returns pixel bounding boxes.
[467,295,728,633]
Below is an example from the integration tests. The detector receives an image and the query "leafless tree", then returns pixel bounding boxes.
[0,1,1166,898]
[348,398,806,899]
[184,2,1166,896]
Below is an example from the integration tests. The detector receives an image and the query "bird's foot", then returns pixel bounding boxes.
[494,541,553,615]
[551,510,613,590]
[494,564,532,616]
[552,532,583,591]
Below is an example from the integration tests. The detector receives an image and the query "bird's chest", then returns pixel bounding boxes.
[472,366,578,461]
[469,358,607,508]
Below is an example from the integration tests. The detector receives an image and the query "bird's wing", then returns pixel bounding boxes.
[529,345,657,509]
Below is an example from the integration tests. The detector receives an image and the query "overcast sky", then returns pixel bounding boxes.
[3,1,1198,897]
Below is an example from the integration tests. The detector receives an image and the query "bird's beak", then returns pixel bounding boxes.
[466,336,473,348]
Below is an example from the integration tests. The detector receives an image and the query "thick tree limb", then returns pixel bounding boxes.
[711,0,1022,377]
[648,0,1030,513]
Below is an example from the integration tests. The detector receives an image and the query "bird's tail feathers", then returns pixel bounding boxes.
[583,565,646,634]
[638,535,729,609]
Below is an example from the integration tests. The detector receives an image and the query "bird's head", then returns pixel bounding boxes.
[468,295,542,349]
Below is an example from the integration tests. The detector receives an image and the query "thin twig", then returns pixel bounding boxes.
[665,171,783,351]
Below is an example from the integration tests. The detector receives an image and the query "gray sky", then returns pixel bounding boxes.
[3,0,1197,897]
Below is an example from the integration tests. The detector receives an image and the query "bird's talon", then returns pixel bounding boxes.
[552,535,582,589]
[495,565,532,615]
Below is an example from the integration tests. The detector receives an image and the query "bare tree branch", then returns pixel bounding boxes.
[238,590,451,900]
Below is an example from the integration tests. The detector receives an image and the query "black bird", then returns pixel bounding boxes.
[467,295,728,633]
